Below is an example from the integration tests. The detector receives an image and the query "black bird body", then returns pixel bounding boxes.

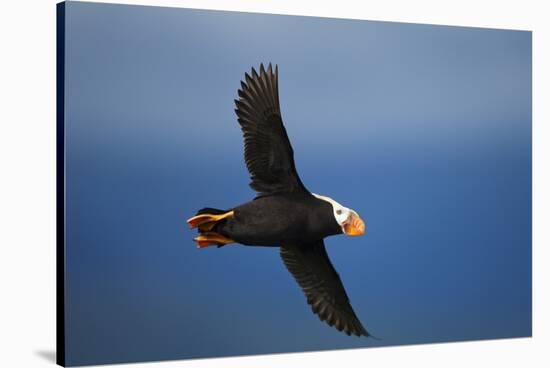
[187,63,370,337]
[216,193,341,247]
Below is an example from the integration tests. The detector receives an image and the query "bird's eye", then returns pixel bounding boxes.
[336,209,342,215]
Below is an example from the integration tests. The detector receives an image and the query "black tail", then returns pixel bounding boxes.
[196,207,228,216]
[188,208,233,234]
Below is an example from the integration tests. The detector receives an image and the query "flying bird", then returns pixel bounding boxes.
[187,63,370,337]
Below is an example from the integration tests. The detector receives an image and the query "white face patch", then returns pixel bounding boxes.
[312,193,355,227]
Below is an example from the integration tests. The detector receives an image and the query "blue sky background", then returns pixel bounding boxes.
[63,2,532,366]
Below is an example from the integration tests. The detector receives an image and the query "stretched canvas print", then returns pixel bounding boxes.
[56,1,532,366]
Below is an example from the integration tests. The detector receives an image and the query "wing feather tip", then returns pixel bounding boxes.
[251,66,259,78]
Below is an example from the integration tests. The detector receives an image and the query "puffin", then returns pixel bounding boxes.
[187,63,370,337]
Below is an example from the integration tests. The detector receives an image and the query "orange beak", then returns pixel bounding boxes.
[343,213,366,236]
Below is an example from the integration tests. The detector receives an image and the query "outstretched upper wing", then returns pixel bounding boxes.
[234,63,308,196]
[280,240,370,337]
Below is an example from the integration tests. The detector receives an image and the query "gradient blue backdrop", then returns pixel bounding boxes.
[63,2,532,366]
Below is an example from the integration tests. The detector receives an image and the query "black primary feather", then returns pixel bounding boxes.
[280,240,370,337]
[234,63,309,196]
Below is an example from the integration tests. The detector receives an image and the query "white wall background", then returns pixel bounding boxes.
[0,0,547,367]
